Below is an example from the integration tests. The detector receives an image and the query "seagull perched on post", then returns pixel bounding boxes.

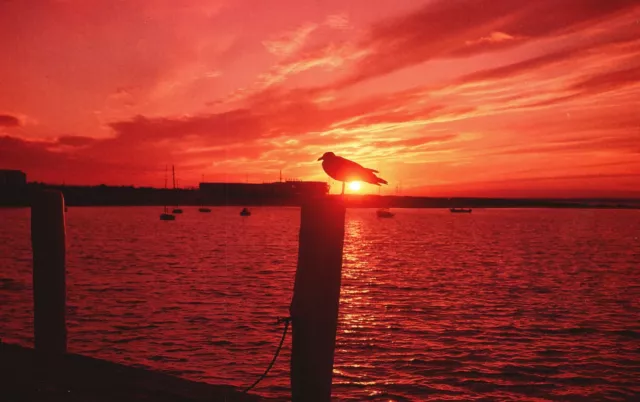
[317,152,388,195]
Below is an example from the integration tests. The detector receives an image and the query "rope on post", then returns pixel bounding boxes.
[242,316,291,394]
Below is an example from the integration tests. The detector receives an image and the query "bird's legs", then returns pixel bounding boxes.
[341,181,345,195]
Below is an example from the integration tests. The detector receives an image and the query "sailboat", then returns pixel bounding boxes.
[199,174,211,212]
[160,166,176,221]
[160,206,176,220]
[171,165,183,214]
[375,184,395,218]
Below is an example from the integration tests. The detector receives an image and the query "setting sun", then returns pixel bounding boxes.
[348,181,361,192]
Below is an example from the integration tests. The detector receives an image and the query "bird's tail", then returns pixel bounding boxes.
[361,170,388,186]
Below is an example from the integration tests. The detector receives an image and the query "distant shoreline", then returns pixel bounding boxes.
[2,205,639,210]
[0,183,638,210]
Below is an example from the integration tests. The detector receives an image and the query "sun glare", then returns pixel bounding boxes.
[348,181,361,192]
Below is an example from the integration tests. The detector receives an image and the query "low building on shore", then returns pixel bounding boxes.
[199,180,329,199]
[0,169,27,187]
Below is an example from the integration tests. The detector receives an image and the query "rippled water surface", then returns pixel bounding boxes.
[1,207,639,400]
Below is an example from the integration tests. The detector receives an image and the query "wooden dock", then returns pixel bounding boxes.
[1,341,279,402]
[3,190,347,402]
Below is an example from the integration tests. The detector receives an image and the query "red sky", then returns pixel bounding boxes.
[1,0,639,197]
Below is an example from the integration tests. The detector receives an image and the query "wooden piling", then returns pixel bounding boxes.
[290,198,346,402]
[31,190,67,357]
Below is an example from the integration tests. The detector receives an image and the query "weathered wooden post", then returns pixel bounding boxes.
[290,197,346,402]
[31,190,67,357]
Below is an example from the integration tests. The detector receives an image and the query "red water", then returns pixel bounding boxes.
[1,207,639,400]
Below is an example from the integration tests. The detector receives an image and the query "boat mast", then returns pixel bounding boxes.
[172,165,178,208]
[172,165,176,190]
[164,165,168,213]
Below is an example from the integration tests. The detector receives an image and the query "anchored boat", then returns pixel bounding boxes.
[450,208,472,213]
[160,166,176,221]
[376,208,395,218]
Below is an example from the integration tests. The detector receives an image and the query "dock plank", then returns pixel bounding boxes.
[1,342,283,402]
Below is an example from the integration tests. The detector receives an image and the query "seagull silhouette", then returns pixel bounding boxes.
[317,152,388,195]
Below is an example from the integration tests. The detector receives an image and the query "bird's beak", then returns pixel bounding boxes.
[317,156,324,161]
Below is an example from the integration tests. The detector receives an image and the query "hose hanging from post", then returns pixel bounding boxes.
[242,316,291,394]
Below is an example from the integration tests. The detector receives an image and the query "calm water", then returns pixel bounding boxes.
[1,207,639,401]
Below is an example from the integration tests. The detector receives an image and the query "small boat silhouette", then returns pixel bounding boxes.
[160,211,176,221]
[160,205,175,221]
[376,208,395,218]
[450,208,472,213]
[240,207,251,216]
[198,207,211,213]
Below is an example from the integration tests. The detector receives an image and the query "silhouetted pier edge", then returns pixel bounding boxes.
[1,342,272,402]
[2,190,347,401]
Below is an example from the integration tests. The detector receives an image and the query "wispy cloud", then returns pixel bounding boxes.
[263,23,319,57]
[334,0,639,88]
